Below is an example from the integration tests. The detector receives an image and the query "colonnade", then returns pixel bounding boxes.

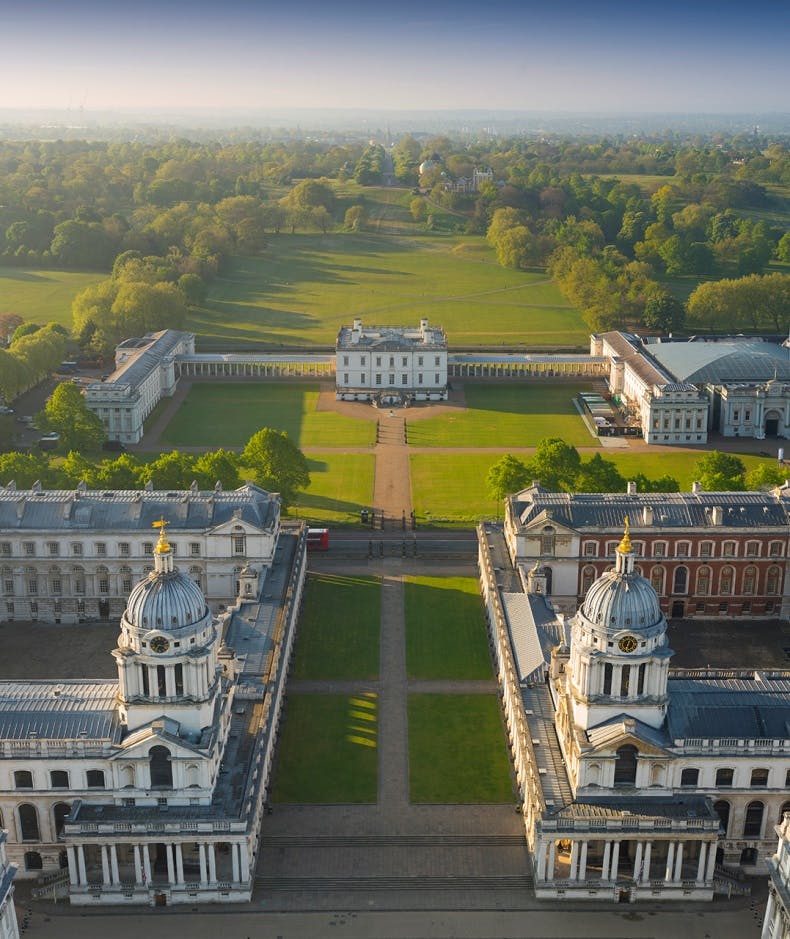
[448,358,607,379]
[537,836,717,886]
[175,358,334,379]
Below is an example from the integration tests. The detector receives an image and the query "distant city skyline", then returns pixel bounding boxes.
[1,0,788,114]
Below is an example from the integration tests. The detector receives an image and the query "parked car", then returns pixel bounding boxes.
[0,406,14,415]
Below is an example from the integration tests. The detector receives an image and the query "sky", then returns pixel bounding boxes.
[0,0,788,114]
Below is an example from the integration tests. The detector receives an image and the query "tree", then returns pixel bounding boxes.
[642,294,686,333]
[138,451,197,489]
[744,462,788,491]
[575,454,626,492]
[631,473,680,493]
[409,198,427,223]
[194,450,241,490]
[777,231,790,263]
[241,428,310,506]
[691,451,746,491]
[486,455,531,501]
[0,451,52,488]
[527,437,581,492]
[36,382,106,451]
[95,453,143,489]
[344,205,369,231]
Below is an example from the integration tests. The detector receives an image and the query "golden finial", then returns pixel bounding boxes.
[152,517,171,554]
[618,515,632,554]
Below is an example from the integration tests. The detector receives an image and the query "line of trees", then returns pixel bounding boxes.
[0,322,68,403]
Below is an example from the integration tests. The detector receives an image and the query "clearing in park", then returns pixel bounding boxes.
[290,574,381,681]
[405,576,493,680]
[270,693,378,803]
[408,694,514,803]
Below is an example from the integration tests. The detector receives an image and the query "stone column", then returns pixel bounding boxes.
[761,890,776,939]
[207,843,217,883]
[602,841,611,881]
[665,841,675,882]
[610,841,620,881]
[673,842,684,882]
[578,841,588,881]
[239,840,250,880]
[547,841,556,882]
[67,845,78,886]
[536,841,548,880]
[569,841,580,880]
[696,842,707,882]
[133,845,142,885]
[175,843,184,885]
[705,840,717,883]
[165,843,175,885]
[77,845,88,886]
[109,844,119,885]
[231,843,240,884]
[633,841,644,882]
[101,845,110,886]
[142,844,152,885]
[642,842,652,883]
[199,843,207,885]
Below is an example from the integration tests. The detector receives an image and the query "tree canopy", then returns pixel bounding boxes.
[241,428,310,506]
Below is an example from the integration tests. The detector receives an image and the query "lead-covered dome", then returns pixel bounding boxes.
[580,521,662,632]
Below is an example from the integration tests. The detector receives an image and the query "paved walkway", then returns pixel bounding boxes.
[373,415,413,526]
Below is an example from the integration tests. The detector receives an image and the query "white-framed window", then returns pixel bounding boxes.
[675,541,691,558]
[47,542,59,556]
[401,374,408,385]
[375,374,381,385]
[653,542,667,558]
[119,542,130,557]
[71,543,83,556]
[722,540,737,557]
[23,542,35,556]
[190,542,200,556]
[583,541,598,557]
[95,542,107,557]
[143,542,153,556]
[389,374,395,385]
[343,373,349,384]
[0,542,10,557]
[699,541,713,558]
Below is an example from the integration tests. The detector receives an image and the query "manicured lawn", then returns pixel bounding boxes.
[291,574,380,680]
[186,237,586,350]
[607,449,778,489]
[407,383,598,448]
[405,576,492,680]
[410,452,509,524]
[0,266,103,328]
[158,382,375,448]
[293,452,375,527]
[271,693,378,803]
[408,695,514,803]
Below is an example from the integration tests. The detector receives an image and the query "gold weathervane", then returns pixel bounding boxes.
[152,518,171,554]
[618,515,632,554]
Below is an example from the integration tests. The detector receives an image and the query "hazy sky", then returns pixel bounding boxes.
[2,0,788,113]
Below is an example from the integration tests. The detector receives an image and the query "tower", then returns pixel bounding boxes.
[567,518,673,731]
[112,519,221,736]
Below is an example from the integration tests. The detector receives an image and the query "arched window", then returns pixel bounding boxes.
[680,767,699,787]
[53,802,71,839]
[150,745,173,789]
[1,566,14,597]
[719,566,734,595]
[86,770,105,789]
[18,804,40,841]
[614,745,638,787]
[714,800,731,836]
[743,801,764,838]
[119,764,135,788]
[581,566,596,594]
[72,565,85,595]
[49,565,62,595]
[650,567,665,594]
[24,851,43,870]
[673,566,688,594]
[696,566,712,596]
[743,566,757,596]
[751,768,769,788]
[14,770,33,789]
[119,566,133,594]
[25,567,38,596]
[50,770,69,788]
[715,767,734,787]
[767,566,782,595]
[186,763,201,788]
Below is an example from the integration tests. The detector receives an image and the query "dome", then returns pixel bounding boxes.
[125,569,207,632]
[580,520,663,633]
[418,159,436,175]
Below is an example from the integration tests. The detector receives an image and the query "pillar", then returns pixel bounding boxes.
[570,841,580,880]
[665,841,675,882]
[579,841,588,881]
[110,844,119,885]
[536,841,548,880]
[165,843,175,885]
[231,843,240,883]
[77,845,87,886]
[602,841,611,881]
[642,842,652,883]
[633,841,643,882]
[762,891,776,939]
[207,842,217,883]
[705,840,717,882]
[67,845,78,886]
[133,845,142,885]
[101,845,110,886]
[175,843,184,885]
[239,840,249,880]
[610,841,620,880]
[673,842,684,882]
[199,842,207,885]
[696,842,707,882]
[142,844,152,885]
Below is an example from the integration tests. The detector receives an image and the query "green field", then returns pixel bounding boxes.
[408,695,514,803]
[158,382,375,448]
[295,452,375,526]
[0,267,103,328]
[605,449,778,490]
[291,574,380,680]
[271,693,378,803]
[186,235,586,350]
[407,383,597,448]
[405,576,492,680]
[410,452,511,524]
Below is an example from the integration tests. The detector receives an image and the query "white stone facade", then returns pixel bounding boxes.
[335,318,448,402]
[0,833,19,939]
[764,813,790,939]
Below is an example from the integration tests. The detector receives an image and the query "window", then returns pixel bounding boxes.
[389,374,395,385]
[360,374,366,383]
[375,356,381,366]
[0,542,10,557]
[673,567,688,594]
[232,534,246,556]
[47,542,59,556]
[119,542,130,557]
[389,356,394,367]
[189,543,199,558]
[769,541,782,558]
[418,356,423,366]
[343,373,349,384]
[583,542,597,557]
[150,746,173,789]
[23,542,35,556]
[120,567,133,594]
[71,543,83,556]
[18,805,40,842]
[24,850,43,870]
[360,356,366,366]
[2,567,14,596]
[540,527,555,557]
[675,541,690,558]
[581,566,596,593]
[743,801,764,838]
[434,373,440,384]
[50,770,69,788]
[51,575,62,595]
[27,574,38,595]
[418,373,423,384]
[14,770,33,789]
[434,356,440,366]
[342,355,349,366]
[696,567,711,596]
[719,567,734,595]
[714,801,731,835]
[53,803,70,839]
[613,745,638,787]
[680,768,699,787]
[95,542,107,557]
[650,567,665,594]
[746,541,759,558]
[402,356,408,367]
[723,541,737,557]
[606,541,617,557]
[743,566,757,596]
[375,374,381,385]
[653,542,666,558]
[767,566,781,595]
[401,374,408,385]
[751,768,769,788]
[603,663,613,695]
[86,770,106,789]
[143,542,153,555]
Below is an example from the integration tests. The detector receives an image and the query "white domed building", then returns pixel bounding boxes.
[0,517,306,907]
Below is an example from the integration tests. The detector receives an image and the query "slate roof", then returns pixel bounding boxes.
[667,674,790,740]
[87,330,189,397]
[512,486,789,530]
[0,483,278,532]
[646,340,790,384]
[336,324,446,351]
[555,795,718,822]
[501,592,564,684]
[0,680,121,742]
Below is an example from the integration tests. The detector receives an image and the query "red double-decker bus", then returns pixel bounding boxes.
[306,528,329,551]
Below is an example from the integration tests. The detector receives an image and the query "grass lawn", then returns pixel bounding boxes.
[410,452,503,524]
[293,452,375,527]
[186,237,586,350]
[407,383,598,448]
[271,693,378,803]
[607,449,779,489]
[408,695,514,803]
[0,266,103,328]
[291,573,380,680]
[158,382,375,448]
[405,576,492,680]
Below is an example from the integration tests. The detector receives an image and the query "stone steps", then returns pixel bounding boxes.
[254,874,533,891]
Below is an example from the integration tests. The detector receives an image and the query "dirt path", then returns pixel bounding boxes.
[373,414,412,525]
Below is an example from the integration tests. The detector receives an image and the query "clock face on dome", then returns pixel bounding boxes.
[149,636,170,654]
[618,635,638,653]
